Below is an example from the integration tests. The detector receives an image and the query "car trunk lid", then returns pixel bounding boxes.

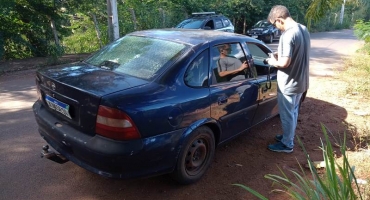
[36,63,148,135]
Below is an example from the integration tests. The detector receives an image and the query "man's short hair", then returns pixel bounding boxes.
[267,5,291,23]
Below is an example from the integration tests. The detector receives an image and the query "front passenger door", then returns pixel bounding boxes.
[243,42,278,126]
[209,43,259,142]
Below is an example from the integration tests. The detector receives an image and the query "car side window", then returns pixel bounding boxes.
[223,19,230,27]
[211,43,249,84]
[204,20,214,29]
[245,42,276,75]
[184,50,209,87]
[214,19,223,29]
[246,43,269,58]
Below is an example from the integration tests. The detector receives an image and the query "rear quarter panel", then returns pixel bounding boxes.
[101,45,212,139]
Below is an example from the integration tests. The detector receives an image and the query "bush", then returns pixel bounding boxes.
[354,20,370,44]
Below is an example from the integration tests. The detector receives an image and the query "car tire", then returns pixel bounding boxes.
[171,126,215,184]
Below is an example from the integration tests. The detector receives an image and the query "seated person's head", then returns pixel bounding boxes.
[218,44,231,54]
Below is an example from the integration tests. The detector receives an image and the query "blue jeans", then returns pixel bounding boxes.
[277,89,303,148]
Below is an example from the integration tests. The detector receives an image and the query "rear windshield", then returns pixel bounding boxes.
[85,35,188,80]
[176,19,204,29]
[253,20,271,28]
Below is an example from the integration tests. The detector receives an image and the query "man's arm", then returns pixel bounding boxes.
[268,30,294,68]
[219,61,248,77]
[267,56,291,68]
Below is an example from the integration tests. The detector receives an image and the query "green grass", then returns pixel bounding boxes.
[340,52,370,98]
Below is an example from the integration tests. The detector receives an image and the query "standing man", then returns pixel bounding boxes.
[266,5,310,153]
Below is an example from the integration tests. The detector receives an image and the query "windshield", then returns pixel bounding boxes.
[176,19,205,29]
[253,20,271,28]
[85,35,188,80]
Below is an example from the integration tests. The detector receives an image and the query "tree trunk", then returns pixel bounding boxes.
[107,0,113,42]
[50,18,60,47]
[183,8,188,18]
[340,0,346,24]
[243,16,246,35]
[111,0,119,40]
[129,8,137,30]
[159,8,165,28]
[0,32,4,60]
[107,0,119,41]
[91,13,103,48]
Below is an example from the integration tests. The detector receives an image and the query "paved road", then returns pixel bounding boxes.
[0,29,362,200]
[268,29,362,76]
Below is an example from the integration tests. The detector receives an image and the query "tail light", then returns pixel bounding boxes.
[95,105,141,140]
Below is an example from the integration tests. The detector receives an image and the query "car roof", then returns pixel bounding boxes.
[128,28,257,46]
[191,14,226,19]
[189,12,227,19]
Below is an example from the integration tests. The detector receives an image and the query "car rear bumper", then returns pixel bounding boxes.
[33,100,184,179]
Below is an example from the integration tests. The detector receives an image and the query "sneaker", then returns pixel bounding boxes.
[268,142,293,153]
[275,134,283,142]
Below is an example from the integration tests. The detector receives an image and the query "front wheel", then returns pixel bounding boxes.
[171,126,215,184]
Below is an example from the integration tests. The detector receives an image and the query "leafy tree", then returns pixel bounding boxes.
[1,0,368,60]
[306,0,370,28]
[0,0,71,60]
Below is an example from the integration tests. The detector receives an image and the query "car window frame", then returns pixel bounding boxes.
[184,49,210,88]
[210,42,251,85]
[222,18,230,27]
[242,41,276,76]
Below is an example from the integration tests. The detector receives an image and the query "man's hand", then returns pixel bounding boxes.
[268,56,291,68]
[238,61,248,71]
[272,52,278,59]
[267,57,277,66]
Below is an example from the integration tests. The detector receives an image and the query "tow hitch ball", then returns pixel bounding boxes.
[41,145,68,164]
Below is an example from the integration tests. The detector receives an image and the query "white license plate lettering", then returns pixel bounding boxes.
[45,95,72,119]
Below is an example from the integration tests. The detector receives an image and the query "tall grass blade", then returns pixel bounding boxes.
[232,184,269,200]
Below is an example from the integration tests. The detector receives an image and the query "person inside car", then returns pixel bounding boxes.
[216,44,249,81]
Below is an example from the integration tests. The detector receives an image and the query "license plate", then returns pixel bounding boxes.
[252,35,258,39]
[45,95,72,119]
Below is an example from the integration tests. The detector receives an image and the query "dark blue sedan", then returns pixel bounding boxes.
[33,29,280,184]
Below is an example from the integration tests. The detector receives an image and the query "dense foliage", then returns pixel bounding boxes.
[354,20,370,43]
[1,0,370,60]
[0,0,71,59]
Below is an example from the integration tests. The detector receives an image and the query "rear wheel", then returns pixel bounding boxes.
[171,126,215,184]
